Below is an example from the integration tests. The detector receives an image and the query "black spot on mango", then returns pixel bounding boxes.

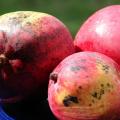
[63,95,79,107]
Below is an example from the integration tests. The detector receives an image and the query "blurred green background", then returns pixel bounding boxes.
[0,0,120,37]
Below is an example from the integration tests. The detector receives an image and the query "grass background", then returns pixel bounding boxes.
[0,0,120,37]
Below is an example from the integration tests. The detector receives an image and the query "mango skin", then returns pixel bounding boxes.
[48,51,120,120]
[74,5,120,65]
[0,11,75,102]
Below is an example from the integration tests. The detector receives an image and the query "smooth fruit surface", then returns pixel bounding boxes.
[48,51,120,120]
[74,5,120,65]
[0,11,75,102]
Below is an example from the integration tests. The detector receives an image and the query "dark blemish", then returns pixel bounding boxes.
[26,22,32,25]
[102,64,109,74]
[89,104,92,106]
[71,66,80,71]
[97,95,101,100]
[9,16,21,25]
[100,89,104,95]
[8,13,30,26]
[106,83,114,89]
[63,95,79,107]
[49,73,58,83]
[23,15,28,18]
[92,89,105,100]
[107,84,113,92]
[92,92,102,100]
[107,83,110,87]
[9,17,17,21]
[91,92,98,98]
[63,100,69,107]
[71,66,87,72]
[80,59,86,62]
[76,86,82,93]
[85,75,89,78]
[17,12,29,19]
[101,84,104,87]
[78,86,82,89]
[12,17,17,19]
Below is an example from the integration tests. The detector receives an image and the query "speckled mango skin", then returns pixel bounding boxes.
[0,11,75,102]
[48,52,120,120]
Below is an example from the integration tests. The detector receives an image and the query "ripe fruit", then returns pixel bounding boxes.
[0,11,75,102]
[74,5,120,65]
[48,51,120,120]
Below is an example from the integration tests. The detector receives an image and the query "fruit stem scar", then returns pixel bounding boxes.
[49,73,58,83]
